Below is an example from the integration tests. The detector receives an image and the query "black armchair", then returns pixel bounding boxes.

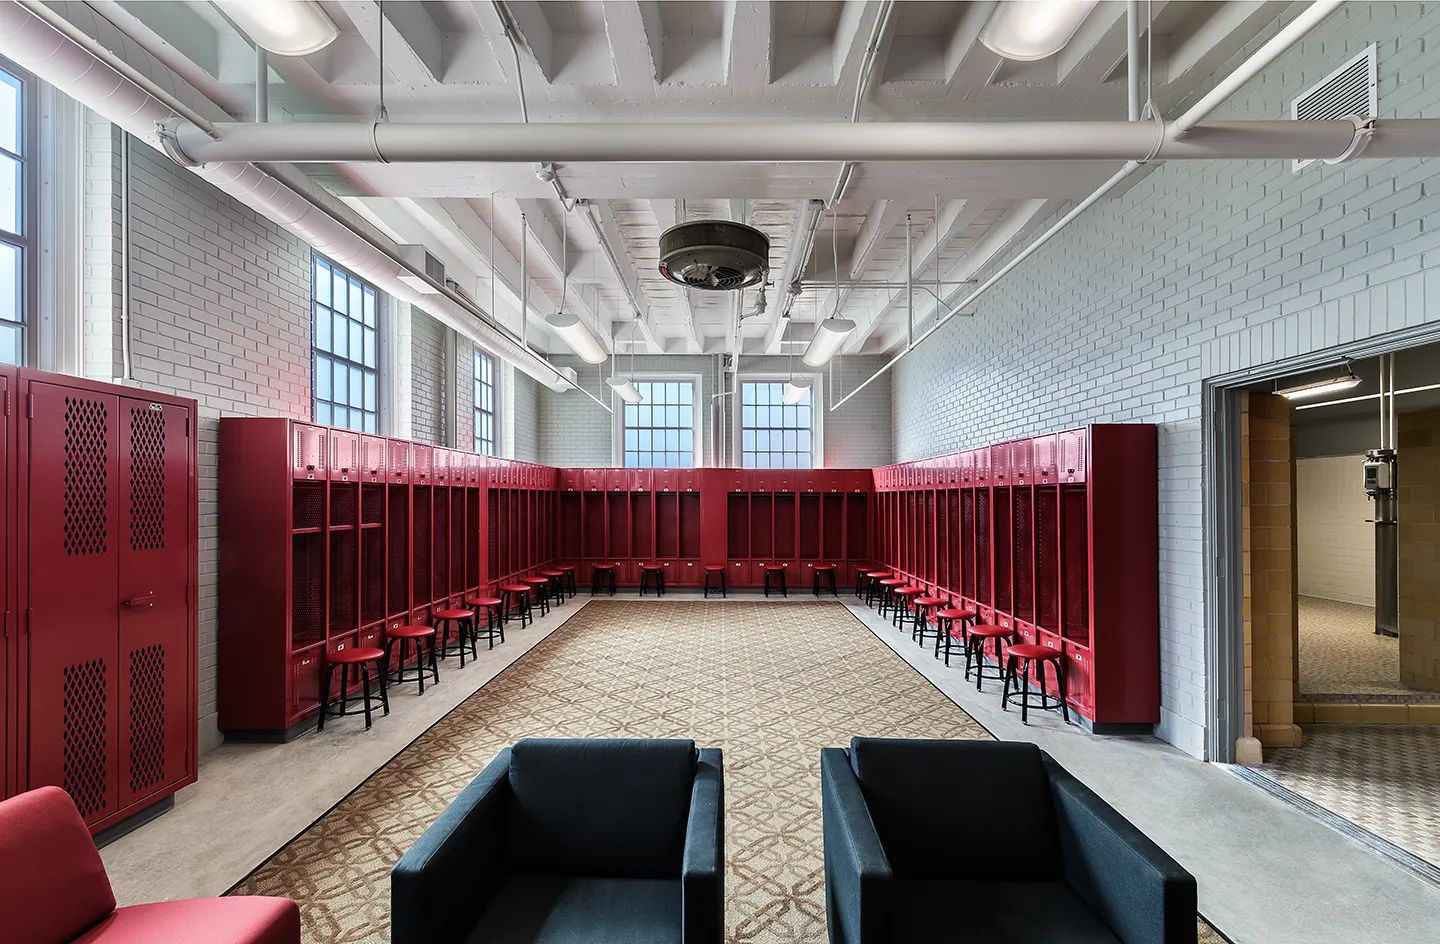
[392,738,724,944]
[821,738,1196,944]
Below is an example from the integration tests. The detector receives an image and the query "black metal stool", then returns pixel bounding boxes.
[639,563,665,596]
[540,569,567,604]
[318,647,389,731]
[434,608,478,667]
[556,564,578,598]
[1003,644,1071,725]
[385,624,438,694]
[966,624,1014,692]
[812,564,838,597]
[465,595,506,648]
[703,565,727,598]
[763,565,787,597]
[590,563,618,596]
[937,605,978,664]
[500,583,533,627]
[864,571,889,607]
[522,576,552,616]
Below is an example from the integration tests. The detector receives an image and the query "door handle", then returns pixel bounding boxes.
[123,592,156,608]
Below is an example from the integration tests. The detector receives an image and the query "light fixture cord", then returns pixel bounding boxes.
[376,1,388,122]
[832,205,840,318]
[559,215,568,315]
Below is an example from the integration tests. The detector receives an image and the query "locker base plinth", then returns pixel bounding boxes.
[222,714,320,744]
[1071,715,1155,736]
[93,795,174,849]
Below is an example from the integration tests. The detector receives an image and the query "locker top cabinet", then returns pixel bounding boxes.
[14,370,199,832]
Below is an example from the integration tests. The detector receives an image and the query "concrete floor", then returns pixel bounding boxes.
[101,589,1440,944]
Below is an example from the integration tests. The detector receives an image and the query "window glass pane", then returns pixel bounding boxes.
[332,312,348,357]
[363,412,377,433]
[680,429,692,453]
[666,404,679,427]
[333,405,349,429]
[679,404,692,428]
[0,240,18,323]
[363,327,376,368]
[0,154,19,236]
[363,289,376,327]
[639,404,651,426]
[639,430,651,451]
[332,271,348,312]
[0,321,20,366]
[314,353,331,399]
[315,400,332,424]
[349,280,363,319]
[315,305,331,350]
[742,405,754,426]
[349,365,364,407]
[349,321,363,362]
[333,362,348,405]
[364,372,376,411]
[679,383,692,405]
[667,430,679,451]
[625,429,638,450]
[624,403,638,425]
[315,259,331,306]
[0,71,18,154]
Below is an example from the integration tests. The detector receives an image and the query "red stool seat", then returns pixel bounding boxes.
[540,569,564,577]
[1008,643,1061,661]
[763,564,785,571]
[556,564,576,570]
[328,646,384,664]
[878,577,904,586]
[433,608,474,620]
[640,563,662,570]
[969,624,1011,638]
[866,571,890,579]
[593,563,616,570]
[915,595,945,607]
[522,576,549,584]
[814,563,836,570]
[466,596,502,608]
[704,564,725,571]
[894,587,924,597]
[500,584,531,593]
[387,624,433,639]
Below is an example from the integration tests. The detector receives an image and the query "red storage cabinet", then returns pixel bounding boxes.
[10,372,198,832]
[1033,434,1058,483]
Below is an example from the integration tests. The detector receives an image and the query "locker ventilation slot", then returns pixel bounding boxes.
[64,397,110,556]
[128,407,166,551]
[63,659,109,818]
[128,644,166,792]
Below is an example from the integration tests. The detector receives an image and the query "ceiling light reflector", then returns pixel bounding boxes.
[979,0,1100,62]
[216,1,340,57]
[782,378,813,405]
[546,312,609,364]
[1276,369,1363,401]
[802,317,856,367]
[607,377,644,403]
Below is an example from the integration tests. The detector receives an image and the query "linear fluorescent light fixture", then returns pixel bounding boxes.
[782,378,812,405]
[979,0,1099,61]
[1276,368,1363,401]
[215,1,339,57]
[545,312,608,364]
[802,317,856,367]
[607,377,644,403]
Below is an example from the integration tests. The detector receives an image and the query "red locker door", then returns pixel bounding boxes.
[26,383,120,823]
[291,423,327,480]
[1033,434,1058,483]
[1059,429,1088,483]
[387,438,411,484]
[360,435,386,483]
[329,429,360,482]
[116,397,192,811]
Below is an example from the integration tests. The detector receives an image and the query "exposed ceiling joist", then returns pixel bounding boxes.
[649,199,705,353]
[586,198,662,352]
[337,0,443,88]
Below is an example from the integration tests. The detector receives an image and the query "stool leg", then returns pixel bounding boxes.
[318,664,336,731]
[1055,658,1071,724]
[1002,654,1014,710]
[455,621,467,668]
[378,659,390,716]
[467,616,478,661]
[591,570,600,596]
[360,663,373,730]
[721,571,726,598]
[428,635,440,684]
[338,663,351,715]
[1020,658,1032,724]
[658,571,664,596]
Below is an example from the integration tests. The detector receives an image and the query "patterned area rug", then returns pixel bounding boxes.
[231,600,1227,943]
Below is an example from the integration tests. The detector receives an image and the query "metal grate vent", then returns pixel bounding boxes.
[64,397,110,556]
[1292,44,1377,172]
[64,659,109,818]
[128,407,166,551]
[128,644,166,793]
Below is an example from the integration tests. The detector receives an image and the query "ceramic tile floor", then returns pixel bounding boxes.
[1296,596,1421,699]
[1260,725,1440,868]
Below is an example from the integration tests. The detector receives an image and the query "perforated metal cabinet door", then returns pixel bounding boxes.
[26,383,120,823]
[117,397,192,810]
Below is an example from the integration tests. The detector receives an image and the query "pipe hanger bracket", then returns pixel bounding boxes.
[1324,115,1378,164]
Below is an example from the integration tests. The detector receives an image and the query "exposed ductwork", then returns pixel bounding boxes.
[154,116,1433,166]
[0,1,592,400]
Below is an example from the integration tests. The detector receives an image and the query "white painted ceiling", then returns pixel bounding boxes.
[91,0,1297,357]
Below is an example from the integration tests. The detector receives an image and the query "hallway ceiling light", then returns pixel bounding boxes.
[782,377,813,405]
[802,317,856,367]
[979,0,1100,61]
[1276,367,1363,400]
[607,377,643,403]
[545,312,608,364]
[215,1,339,57]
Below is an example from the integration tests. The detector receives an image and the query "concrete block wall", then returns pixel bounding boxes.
[1297,455,1375,606]
[890,4,1440,756]
[111,141,313,752]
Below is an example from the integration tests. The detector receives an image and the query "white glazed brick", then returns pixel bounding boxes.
[409,309,446,445]
[891,3,1440,758]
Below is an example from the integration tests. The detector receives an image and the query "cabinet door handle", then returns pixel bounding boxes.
[123,592,156,608]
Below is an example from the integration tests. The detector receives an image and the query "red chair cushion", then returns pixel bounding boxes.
[866,571,890,579]
[522,577,550,584]
[0,786,116,944]
[328,647,385,664]
[894,587,923,596]
[540,570,565,577]
[1008,643,1062,661]
[813,564,836,570]
[704,565,725,572]
[73,897,300,944]
[935,608,970,620]
[878,578,904,586]
[640,564,662,571]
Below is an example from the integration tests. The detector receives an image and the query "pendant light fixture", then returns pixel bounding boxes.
[802,205,855,367]
[783,291,813,404]
[606,321,644,403]
[1276,362,1363,400]
[215,1,340,57]
[979,0,1100,62]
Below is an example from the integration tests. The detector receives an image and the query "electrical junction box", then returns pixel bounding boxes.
[1364,457,1392,493]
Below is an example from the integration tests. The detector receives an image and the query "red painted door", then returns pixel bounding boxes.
[26,383,120,823]
[116,397,192,811]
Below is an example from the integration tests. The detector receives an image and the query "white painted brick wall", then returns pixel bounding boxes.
[81,111,122,381]
[1297,455,1375,606]
[512,366,542,461]
[891,4,1440,756]
[822,355,893,468]
[116,142,312,752]
[409,308,445,445]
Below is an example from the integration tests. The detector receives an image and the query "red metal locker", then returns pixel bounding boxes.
[1059,429,1088,483]
[329,429,360,482]
[432,448,451,484]
[360,435,386,483]
[292,423,327,480]
[681,469,702,492]
[605,468,626,492]
[991,443,1011,485]
[413,444,434,483]
[959,451,974,486]
[1010,438,1034,484]
[0,369,9,798]
[974,448,991,486]
[1033,434,1058,483]
[115,396,193,812]
[387,438,411,484]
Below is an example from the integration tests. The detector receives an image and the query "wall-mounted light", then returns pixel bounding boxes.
[1276,366,1363,400]
[215,1,340,57]
[545,312,609,364]
[607,376,643,403]
[782,377,813,405]
[979,0,1099,62]
[802,317,856,367]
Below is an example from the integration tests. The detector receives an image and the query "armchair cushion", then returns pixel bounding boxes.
[508,738,698,878]
[72,898,301,944]
[0,785,117,944]
[465,876,680,944]
[888,880,1121,943]
[848,739,1060,879]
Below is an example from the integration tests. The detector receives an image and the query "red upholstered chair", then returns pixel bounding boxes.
[1,786,300,944]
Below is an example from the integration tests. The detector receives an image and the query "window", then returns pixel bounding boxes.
[622,381,695,468]
[474,349,496,455]
[312,254,378,432]
[740,381,814,469]
[0,59,32,365]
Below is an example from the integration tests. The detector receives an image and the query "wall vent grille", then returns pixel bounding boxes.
[1292,44,1377,172]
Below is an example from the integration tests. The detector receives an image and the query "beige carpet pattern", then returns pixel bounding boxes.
[232,600,1226,943]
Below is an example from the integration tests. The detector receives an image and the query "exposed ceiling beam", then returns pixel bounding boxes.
[761,199,825,354]
[849,199,911,279]
[724,0,773,97]
[600,0,660,98]
[649,199,704,353]
[1055,0,1136,86]
[1165,1,1278,84]
[337,0,443,89]
[586,199,661,351]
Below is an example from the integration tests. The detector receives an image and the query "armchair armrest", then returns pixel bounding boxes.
[1044,756,1197,944]
[391,748,514,944]
[821,749,893,944]
[682,748,725,944]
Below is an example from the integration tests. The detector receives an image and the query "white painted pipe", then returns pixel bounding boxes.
[1171,0,1345,138]
[159,117,1432,165]
[254,47,268,123]
[1126,0,1141,122]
